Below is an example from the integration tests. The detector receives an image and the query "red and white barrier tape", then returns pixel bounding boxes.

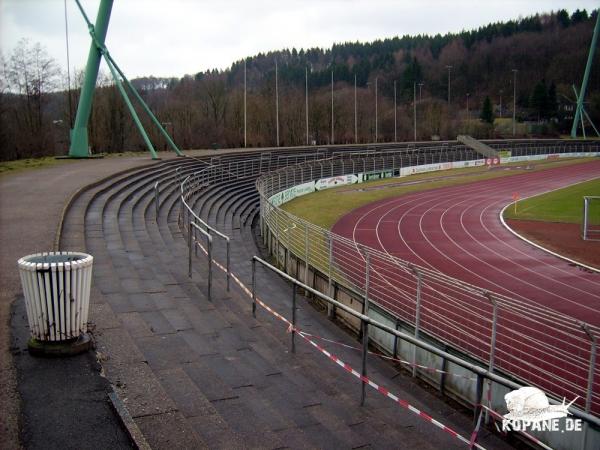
[296,328,485,449]
[194,238,475,380]
[296,329,476,381]
[193,237,557,450]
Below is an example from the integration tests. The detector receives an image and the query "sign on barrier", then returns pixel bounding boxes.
[400,162,453,176]
[315,174,359,190]
[268,181,316,206]
[359,170,394,182]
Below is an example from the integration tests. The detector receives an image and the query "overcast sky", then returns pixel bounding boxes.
[1,0,598,80]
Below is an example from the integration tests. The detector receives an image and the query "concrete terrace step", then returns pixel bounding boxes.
[58,154,510,450]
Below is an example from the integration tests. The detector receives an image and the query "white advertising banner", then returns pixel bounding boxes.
[315,174,359,190]
[268,181,316,206]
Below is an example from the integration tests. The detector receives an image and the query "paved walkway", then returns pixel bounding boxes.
[0,147,289,448]
[0,153,173,449]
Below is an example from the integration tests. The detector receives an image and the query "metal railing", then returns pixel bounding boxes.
[189,221,213,301]
[251,255,600,448]
[173,140,600,449]
[255,141,600,416]
[174,140,600,418]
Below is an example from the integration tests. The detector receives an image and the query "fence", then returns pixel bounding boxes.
[176,140,600,446]
[255,141,600,417]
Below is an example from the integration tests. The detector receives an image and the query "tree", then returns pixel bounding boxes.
[480,96,494,124]
[556,9,570,28]
[529,80,548,121]
[571,9,589,24]
[547,82,558,119]
[3,39,60,156]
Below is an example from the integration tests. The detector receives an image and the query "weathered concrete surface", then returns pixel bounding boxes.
[0,154,161,449]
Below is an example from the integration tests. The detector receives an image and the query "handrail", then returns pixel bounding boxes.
[189,221,213,301]
[254,141,600,416]
[251,255,600,427]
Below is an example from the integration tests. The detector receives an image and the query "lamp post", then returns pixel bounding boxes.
[161,122,172,150]
[305,66,309,145]
[375,76,378,143]
[512,69,518,137]
[413,82,417,141]
[394,80,397,142]
[446,65,452,105]
[499,89,503,118]
[331,70,334,145]
[466,93,470,134]
[354,73,358,144]
[275,59,279,146]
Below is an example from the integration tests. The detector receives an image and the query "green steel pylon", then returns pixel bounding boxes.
[68,0,113,158]
[69,0,184,159]
[571,13,600,139]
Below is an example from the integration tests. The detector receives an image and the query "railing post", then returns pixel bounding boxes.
[364,252,370,316]
[392,318,400,359]
[581,323,597,413]
[304,224,309,285]
[154,181,159,219]
[207,231,212,303]
[188,220,193,278]
[291,283,297,353]
[327,233,335,319]
[194,219,198,257]
[474,373,484,425]
[251,258,256,318]
[484,291,497,424]
[411,266,422,377]
[226,238,231,292]
[360,319,369,406]
[440,345,448,395]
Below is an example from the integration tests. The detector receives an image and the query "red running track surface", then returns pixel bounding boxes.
[331,159,600,412]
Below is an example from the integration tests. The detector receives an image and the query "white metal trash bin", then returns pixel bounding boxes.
[17,251,93,353]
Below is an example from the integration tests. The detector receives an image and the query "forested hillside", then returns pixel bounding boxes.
[1,8,598,160]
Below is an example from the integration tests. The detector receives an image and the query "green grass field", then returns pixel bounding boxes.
[282,158,596,229]
[504,177,600,224]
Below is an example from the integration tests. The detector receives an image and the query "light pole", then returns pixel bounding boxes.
[244,59,247,147]
[331,70,334,145]
[375,76,378,143]
[394,80,397,142]
[446,65,452,105]
[413,82,417,141]
[275,59,279,146]
[499,89,503,118]
[512,69,518,136]
[354,74,358,144]
[466,93,470,134]
[161,122,172,150]
[305,66,309,145]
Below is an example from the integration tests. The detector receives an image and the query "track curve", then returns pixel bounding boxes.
[332,160,600,325]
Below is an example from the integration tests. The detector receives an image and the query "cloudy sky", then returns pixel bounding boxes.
[1,0,598,80]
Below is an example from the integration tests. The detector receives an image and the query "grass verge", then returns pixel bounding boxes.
[503,177,600,224]
[282,157,596,229]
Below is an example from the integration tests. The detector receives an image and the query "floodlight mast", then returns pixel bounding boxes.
[571,13,600,138]
[69,0,183,159]
[69,0,113,158]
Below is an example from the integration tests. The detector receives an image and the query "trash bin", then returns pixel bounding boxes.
[18,251,93,353]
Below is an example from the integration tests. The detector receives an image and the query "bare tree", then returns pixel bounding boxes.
[3,39,60,156]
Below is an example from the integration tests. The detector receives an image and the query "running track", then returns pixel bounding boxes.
[331,160,600,412]
[332,160,600,326]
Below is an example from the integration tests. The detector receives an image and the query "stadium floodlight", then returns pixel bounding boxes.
[582,196,600,241]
